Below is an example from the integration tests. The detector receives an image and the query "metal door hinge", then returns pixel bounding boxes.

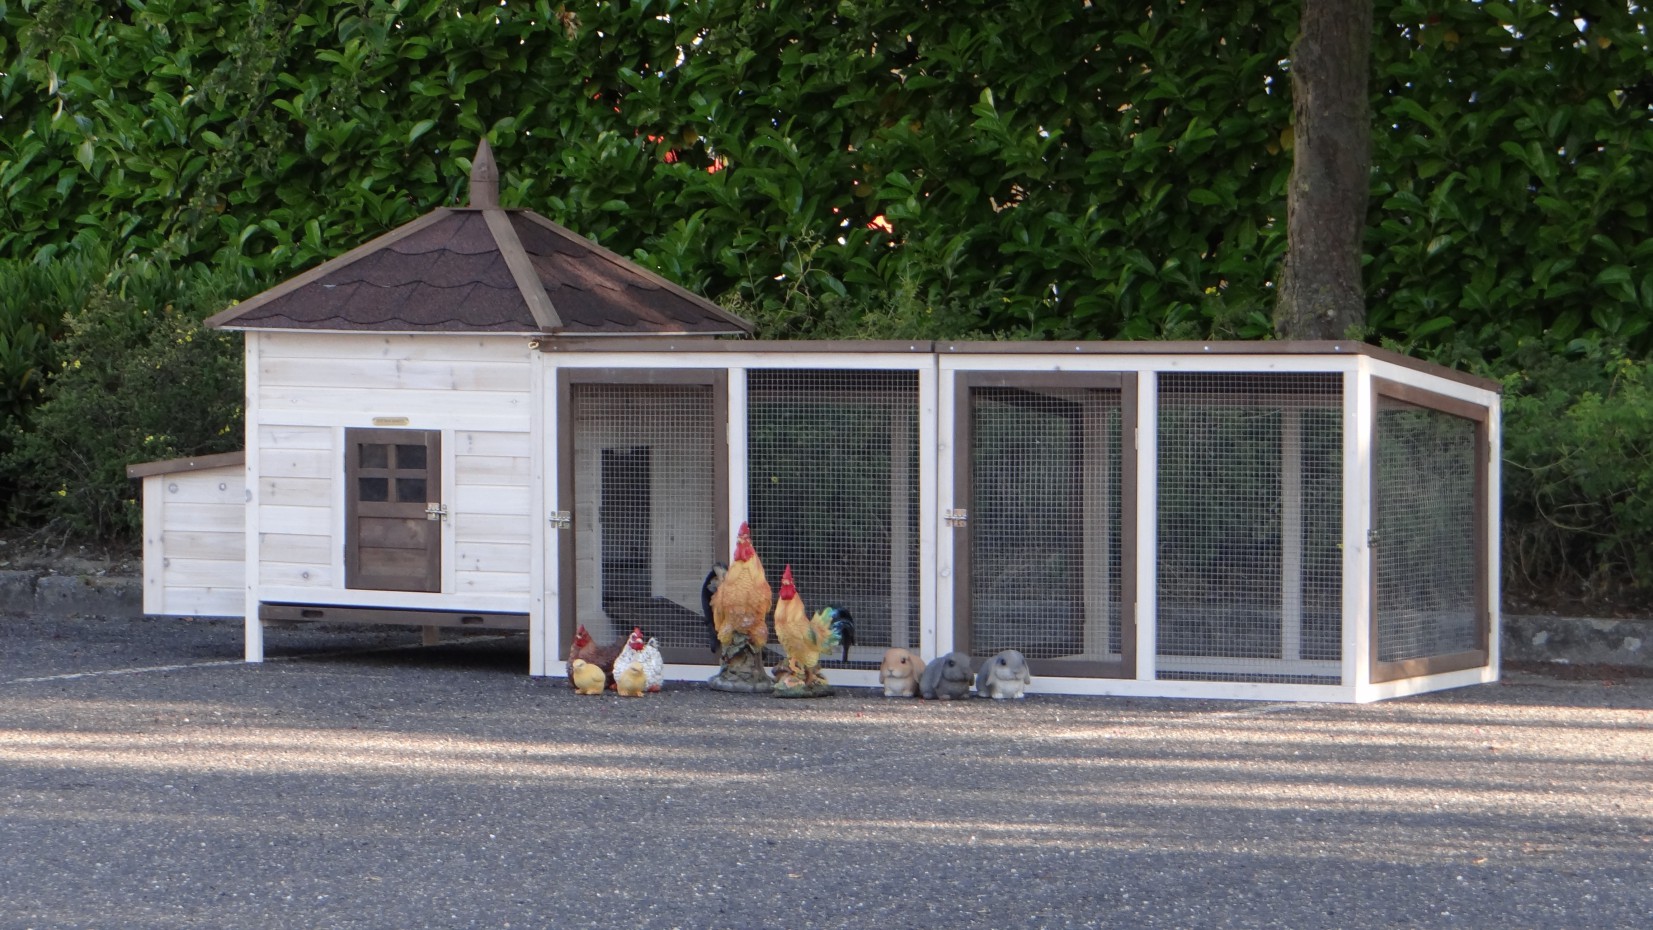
[550,510,572,530]
[1367,528,1379,547]
[944,508,968,528]
[425,503,449,522]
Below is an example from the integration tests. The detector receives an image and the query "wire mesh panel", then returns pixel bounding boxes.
[1156,373,1343,685]
[747,369,921,667]
[960,376,1131,677]
[1372,389,1486,679]
[566,378,722,661]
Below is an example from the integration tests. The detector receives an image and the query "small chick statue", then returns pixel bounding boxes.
[615,662,648,697]
[975,649,1032,700]
[878,648,923,698]
[919,651,974,700]
[570,658,606,696]
[611,627,666,694]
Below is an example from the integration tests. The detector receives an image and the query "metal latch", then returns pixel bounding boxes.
[425,502,449,522]
[944,508,969,528]
[1367,528,1379,547]
[550,510,572,530]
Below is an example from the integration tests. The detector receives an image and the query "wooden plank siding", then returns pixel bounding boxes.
[249,333,537,611]
[140,465,245,617]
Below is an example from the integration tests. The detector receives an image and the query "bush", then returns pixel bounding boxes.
[2,258,250,542]
[1497,337,1653,611]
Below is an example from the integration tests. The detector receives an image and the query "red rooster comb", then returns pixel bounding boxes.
[779,564,796,599]
[737,521,751,538]
[627,627,646,649]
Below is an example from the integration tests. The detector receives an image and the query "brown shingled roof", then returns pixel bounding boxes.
[205,140,752,337]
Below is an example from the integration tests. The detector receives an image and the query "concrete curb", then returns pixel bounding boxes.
[1502,612,1651,669]
[2,570,1648,672]
[0,569,142,620]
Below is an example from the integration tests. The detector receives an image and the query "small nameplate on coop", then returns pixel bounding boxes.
[372,416,411,426]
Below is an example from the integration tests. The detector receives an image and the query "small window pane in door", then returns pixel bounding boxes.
[360,444,389,468]
[358,477,389,502]
[396,477,427,503]
[396,444,427,470]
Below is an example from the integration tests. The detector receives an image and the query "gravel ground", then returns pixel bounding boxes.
[2,613,1650,930]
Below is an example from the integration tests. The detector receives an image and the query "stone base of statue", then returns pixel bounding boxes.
[707,634,774,693]
[772,660,833,698]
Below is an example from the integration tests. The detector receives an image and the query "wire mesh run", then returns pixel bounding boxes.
[966,383,1125,674]
[747,369,921,667]
[1374,398,1480,665]
[1156,373,1343,685]
[570,382,719,654]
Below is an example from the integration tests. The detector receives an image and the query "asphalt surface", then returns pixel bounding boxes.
[1,613,1650,930]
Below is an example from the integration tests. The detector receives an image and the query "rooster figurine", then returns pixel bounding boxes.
[771,565,853,698]
[706,522,774,693]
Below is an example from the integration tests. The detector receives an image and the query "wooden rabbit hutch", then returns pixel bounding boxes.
[131,144,1501,703]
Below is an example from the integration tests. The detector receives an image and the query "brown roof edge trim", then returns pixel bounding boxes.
[127,450,246,479]
[483,208,561,332]
[206,209,458,329]
[514,212,755,335]
[540,337,935,354]
[939,340,1501,393]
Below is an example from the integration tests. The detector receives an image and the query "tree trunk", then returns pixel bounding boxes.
[1273,0,1373,341]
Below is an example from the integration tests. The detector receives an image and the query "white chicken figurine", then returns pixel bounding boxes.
[610,628,665,693]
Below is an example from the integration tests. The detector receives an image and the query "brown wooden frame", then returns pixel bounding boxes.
[555,368,730,665]
[1368,378,1491,683]
[952,371,1138,678]
[344,427,443,593]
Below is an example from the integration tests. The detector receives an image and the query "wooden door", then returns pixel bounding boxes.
[1368,380,1490,682]
[345,428,442,592]
[953,372,1137,678]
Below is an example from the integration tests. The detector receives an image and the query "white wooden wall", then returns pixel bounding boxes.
[248,332,536,622]
[140,465,246,617]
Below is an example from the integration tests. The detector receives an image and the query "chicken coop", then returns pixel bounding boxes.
[129,142,1500,703]
[540,339,1499,703]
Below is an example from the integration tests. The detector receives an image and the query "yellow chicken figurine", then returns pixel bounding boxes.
[615,662,648,697]
[570,658,606,696]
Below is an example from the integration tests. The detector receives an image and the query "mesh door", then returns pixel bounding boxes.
[568,381,721,658]
[1372,392,1485,679]
[747,369,921,666]
[963,380,1129,677]
[1156,373,1343,685]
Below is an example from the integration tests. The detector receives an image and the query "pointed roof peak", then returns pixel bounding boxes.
[469,137,500,208]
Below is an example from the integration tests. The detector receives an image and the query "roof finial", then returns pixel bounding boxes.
[470,137,500,209]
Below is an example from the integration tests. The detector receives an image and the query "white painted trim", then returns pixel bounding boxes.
[440,427,458,595]
[1135,373,1158,681]
[1342,365,1373,688]
[939,354,1365,376]
[726,367,749,536]
[917,359,940,663]
[253,411,530,432]
[142,475,163,615]
[1366,358,1500,409]
[642,663,1357,702]
[932,368,956,659]
[528,350,548,676]
[243,333,264,661]
[1486,399,1503,677]
[555,352,933,372]
[1355,665,1496,703]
